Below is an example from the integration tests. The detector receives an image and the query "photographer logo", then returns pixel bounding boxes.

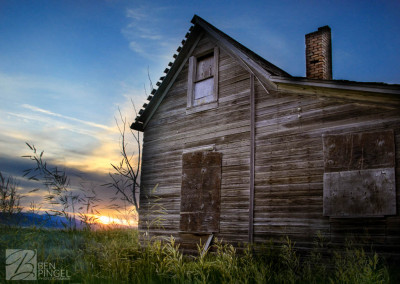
[5,249,71,281]
[6,249,37,280]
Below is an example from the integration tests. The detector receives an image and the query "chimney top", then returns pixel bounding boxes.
[305,26,332,80]
[317,26,331,32]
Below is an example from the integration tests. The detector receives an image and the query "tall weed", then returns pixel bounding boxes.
[330,242,389,284]
[0,226,392,283]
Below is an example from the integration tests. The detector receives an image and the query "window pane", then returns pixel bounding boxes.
[194,77,214,103]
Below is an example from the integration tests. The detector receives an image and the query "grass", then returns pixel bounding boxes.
[0,225,392,283]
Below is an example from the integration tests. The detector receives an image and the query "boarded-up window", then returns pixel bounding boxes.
[180,151,221,233]
[187,47,219,108]
[322,130,396,217]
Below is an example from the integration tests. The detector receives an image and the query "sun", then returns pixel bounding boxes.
[96,215,137,227]
[98,216,120,225]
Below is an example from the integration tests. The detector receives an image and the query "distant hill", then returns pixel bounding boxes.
[0,212,84,229]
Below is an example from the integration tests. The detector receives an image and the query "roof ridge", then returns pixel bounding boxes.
[131,15,291,131]
[191,15,291,78]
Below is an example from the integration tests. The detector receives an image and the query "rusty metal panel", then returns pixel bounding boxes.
[323,130,395,172]
[323,168,396,217]
[180,151,221,233]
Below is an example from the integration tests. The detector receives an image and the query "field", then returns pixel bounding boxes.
[0,225,395,283]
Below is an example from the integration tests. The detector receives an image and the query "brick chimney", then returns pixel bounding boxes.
[305,26,332,80]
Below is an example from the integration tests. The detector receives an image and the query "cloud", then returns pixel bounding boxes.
[1,107,120,179]
[1,115,104,169]
[121,6,179,61]
[0,73,143,216]
[129,41,144,54]
[139,33,162,40]
[0,154,122,215]
[126,8,147,21]
[0,72,143,178]
[2,107,110,160]
[71,91,143,175]
[21,104,113,131]
[0,73,92,102]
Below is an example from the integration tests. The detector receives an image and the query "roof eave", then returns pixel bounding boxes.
[131,25,204,131]
[130,121,144,132]
[270,76,400,95]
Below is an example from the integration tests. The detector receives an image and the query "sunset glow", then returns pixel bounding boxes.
[97,215,137,227]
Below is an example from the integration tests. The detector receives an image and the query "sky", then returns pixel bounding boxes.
[1,0,399,223]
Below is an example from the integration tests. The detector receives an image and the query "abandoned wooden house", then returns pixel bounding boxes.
[131,15,400,257]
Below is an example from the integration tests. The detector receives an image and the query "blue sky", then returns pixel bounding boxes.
[0,0,399,217]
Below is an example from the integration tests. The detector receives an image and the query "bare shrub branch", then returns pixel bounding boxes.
[104,105,141,212]
[22,143,101,230]
[0,171,23,215]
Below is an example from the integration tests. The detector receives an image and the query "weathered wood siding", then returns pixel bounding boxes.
[139,34,252,249]
[139,33,400,256]
[254,82,400,255]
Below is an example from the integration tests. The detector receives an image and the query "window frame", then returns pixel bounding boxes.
[187,46,219,113]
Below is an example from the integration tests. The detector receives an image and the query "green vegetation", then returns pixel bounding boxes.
[0,226,391,283]
[0,143,394,283]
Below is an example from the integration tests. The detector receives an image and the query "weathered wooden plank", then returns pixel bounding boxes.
[255,168,324,179]
[322,130,395,172]
[142,136,250,161]
[255,117,400,148]
[145,91,251,132]
[255,118,400,147]
[144,105,251,142]
[323,168,396,217]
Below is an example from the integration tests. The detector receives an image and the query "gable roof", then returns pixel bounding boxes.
[130,15,290,131]
[131,15,400,131]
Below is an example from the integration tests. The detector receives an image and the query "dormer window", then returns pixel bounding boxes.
[187,47,219,111]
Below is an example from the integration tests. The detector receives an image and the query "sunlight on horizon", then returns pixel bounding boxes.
[18,206,139,228]
[97,215,137,227]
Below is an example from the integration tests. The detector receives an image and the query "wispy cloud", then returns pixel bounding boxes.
[126,8,147,21]
[0,73,91,102]
[121,6,180,61]
[4,110,104,139]
[0,71,143,179]
[21,104,113,131]
[124,7,163,39]
[129,41,144,54]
